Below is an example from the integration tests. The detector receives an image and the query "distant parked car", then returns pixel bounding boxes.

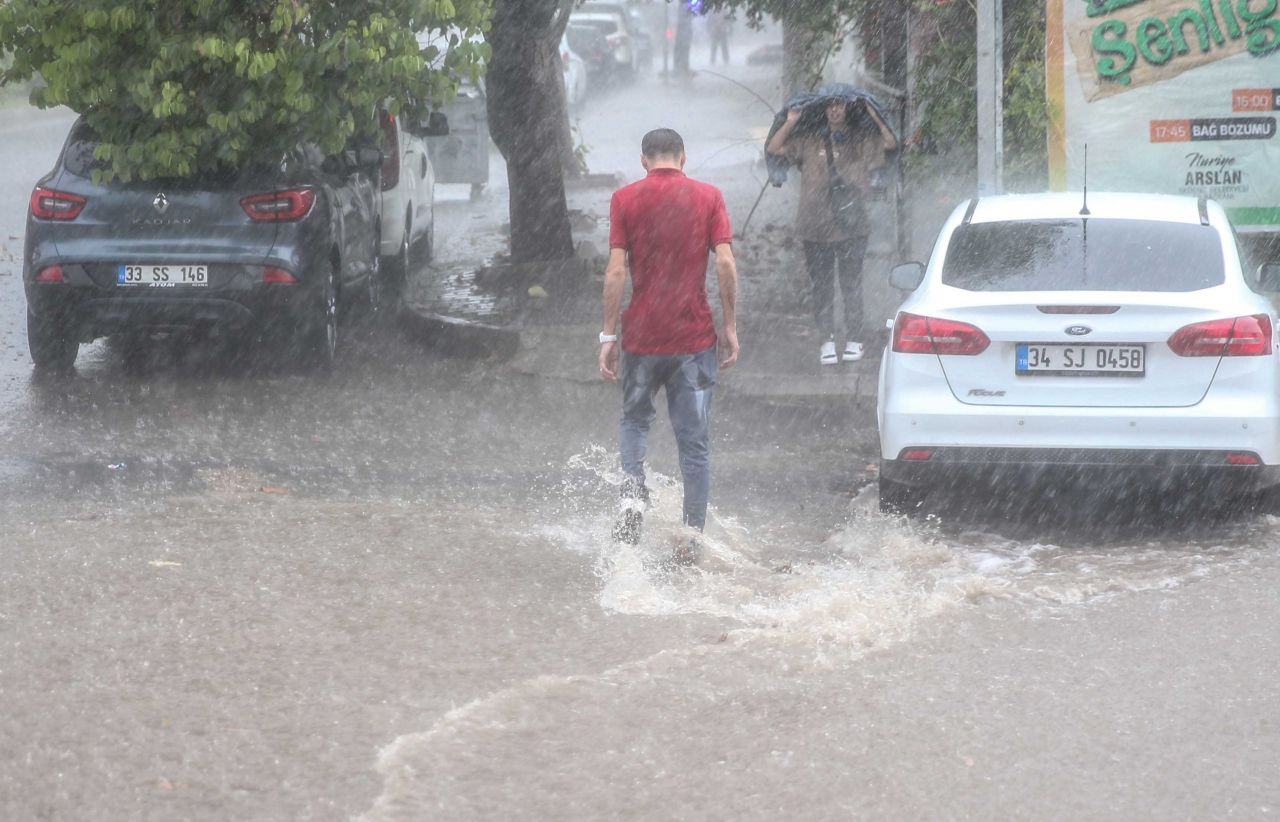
[378,108,446,311]
[24,118,383,371]
[877,191,1280,515]
[561,33,589,110]
[746,43,785,65]
[566,24,617,89]
[570,4,641,75]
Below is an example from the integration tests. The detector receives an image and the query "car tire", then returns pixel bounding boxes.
[1249,485,1280,516]
[382,224,409,315]
[299,257,338,371]
[421,214,435,264]
[367,237,384,314]
[879,474,926,516]
[27,309,77,372]
[113,333,150,373]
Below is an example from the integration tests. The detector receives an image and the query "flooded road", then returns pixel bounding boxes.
[3,46,1280,822]
[5,328,1279,820]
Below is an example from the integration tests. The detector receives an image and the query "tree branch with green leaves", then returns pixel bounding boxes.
[0,0,491,183]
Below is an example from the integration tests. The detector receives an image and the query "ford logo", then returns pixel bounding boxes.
[1065,325,1092,336]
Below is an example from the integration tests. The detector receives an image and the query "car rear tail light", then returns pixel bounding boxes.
[892,312,990,355]
[263,267,298,285]
[240,188,315,222]
[1168,314,1272,357]
[1227,452,1262,466]
[35,265,65,283]
[562,49,571,68]
[900,448,934,461]
[30,187,86,220]
[380,113,400,192]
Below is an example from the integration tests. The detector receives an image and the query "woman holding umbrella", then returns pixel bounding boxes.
[767,89,897,365]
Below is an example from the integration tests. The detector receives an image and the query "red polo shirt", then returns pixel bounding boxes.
[609,168,733,354]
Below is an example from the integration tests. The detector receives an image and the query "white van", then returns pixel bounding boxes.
[377,110,441,309]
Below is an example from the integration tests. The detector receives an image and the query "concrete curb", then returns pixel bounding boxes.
[397,306,521,360]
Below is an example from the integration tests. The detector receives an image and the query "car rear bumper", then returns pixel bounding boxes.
[880,449,1280,497]
[879,371,1280,462]
[882,405,1280,463]
[27,284,312,340]
[879,361,1280,491]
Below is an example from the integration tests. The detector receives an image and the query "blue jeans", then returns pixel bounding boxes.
[619,345,718,530]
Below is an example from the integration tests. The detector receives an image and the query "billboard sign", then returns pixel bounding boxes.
[1047,0,1280,231]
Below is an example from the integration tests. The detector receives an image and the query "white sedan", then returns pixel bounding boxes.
[877,191,1280,514]
[378,109,440,309]
[561,33,588,110]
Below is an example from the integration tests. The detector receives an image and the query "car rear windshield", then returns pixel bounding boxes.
[941,219,1226,292]
[575,17,620,34]
[62,120,285,183]
[63,124,106,178]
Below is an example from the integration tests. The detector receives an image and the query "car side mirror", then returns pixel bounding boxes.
[421,111,449,137]
[1257,262,1280,291]
[889,261,925,291]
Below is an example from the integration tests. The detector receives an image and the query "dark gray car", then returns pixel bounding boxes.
[23,119,383,371]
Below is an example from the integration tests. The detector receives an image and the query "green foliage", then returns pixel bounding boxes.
[701,0,1049,188]
[0,0,491,182]
[700,0,868,33]
[909,0,1047,189]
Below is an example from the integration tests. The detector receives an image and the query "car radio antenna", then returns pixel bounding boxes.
[1080,144,1091,216]
[1080,143,1090,286]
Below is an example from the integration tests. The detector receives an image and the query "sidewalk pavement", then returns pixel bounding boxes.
[399,63,952,410]
[402,180,880,410]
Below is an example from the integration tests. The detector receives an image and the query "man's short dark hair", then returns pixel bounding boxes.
[642,128,685,159]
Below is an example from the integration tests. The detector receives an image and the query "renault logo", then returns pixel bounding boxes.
[153,193,169,214]
[1065,325,1092,336]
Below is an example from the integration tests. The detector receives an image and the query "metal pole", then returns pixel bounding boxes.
[976,0,1003,195]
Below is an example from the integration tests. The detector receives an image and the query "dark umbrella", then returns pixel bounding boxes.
[739,83,902,239]
[764,83,899,185]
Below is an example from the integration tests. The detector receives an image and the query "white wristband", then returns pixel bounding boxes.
[599,332,619,344]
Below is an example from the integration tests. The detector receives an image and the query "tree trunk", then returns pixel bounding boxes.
[486,0,575,262]
[782,15,825,97]
[673,6,693,75]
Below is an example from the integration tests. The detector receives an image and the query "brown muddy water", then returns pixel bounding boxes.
[3,339,1279,820]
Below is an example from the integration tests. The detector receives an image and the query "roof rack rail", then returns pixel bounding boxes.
[1196,195,1210,226]
[961,198,978,226]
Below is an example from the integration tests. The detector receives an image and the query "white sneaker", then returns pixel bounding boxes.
[819,339,838,365]
[843,341,865,362]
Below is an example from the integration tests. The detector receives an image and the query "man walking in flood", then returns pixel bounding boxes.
[598,128,739,563]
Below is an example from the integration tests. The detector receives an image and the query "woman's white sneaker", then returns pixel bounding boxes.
[843,341,865,362]
[819,339,839,366]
